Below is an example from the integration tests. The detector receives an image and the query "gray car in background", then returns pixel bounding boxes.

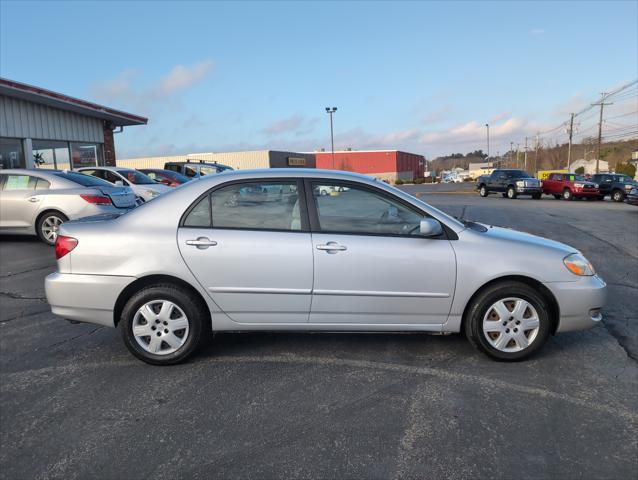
[45,169,606,364]
[0,169,137,245]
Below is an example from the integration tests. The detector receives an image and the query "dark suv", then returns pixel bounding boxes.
[164,160,234,179]
[590,173,638,202]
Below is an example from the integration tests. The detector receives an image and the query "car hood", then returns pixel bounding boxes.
[479,225,576,256]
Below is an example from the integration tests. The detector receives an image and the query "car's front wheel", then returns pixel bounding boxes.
[562,188,573,201]
[479,185,488,197]
[612,189,625,202]
[120,284,210,365]
[464,281,551,361]
[506,186,517,199]
[36,211,68,245]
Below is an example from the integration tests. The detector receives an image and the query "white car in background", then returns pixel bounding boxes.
[0,169,137,245]
[76,167,171,202]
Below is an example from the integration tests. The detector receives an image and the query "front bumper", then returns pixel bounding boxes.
[572,188,600,197]
[626,195,638,206]
[45,272,136,327]
[515,186,542,194]
[545,275,607,332]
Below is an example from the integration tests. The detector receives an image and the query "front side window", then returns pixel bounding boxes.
[210,181,300,231]
[184,166,197,177]
[117,170,155,185]
[3,174,37,190]
[312,182,423,236]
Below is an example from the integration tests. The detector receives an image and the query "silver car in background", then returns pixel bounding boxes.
[0,169,137,245]
[45,169,606,365]
[76,166,171,202]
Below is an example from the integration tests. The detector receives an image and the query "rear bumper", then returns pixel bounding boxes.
[545,275,607,332]
[45,272,136,327]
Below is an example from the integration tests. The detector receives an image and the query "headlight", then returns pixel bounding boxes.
[594,183,599,188]
[516,181,525,186]
[540,181,543,187]
[563,253,595,276]
[574,182,584,188]
[146,190,160,197]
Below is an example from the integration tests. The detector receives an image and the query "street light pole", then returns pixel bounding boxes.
[485,123,490,163]
[325,107,337,169]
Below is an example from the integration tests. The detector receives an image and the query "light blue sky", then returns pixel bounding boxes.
[1,0,636,158]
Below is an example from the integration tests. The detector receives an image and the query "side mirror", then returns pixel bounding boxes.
[420,218,443,237]
[114,180,124,186]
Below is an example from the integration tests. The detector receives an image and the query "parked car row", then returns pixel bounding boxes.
[0,161,235,245]
[476,169,638,204]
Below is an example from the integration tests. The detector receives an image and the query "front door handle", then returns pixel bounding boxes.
[316,242,347,252]
[186,237,217,249]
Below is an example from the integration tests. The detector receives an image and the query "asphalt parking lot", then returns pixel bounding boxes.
[1,188,637,479]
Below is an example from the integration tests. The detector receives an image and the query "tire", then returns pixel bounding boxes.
[562,188,573,201]
[464,281,551,361]
[36,211,68,245]
[612,189,625,202]
[506,186,517,199]
[502,193,508,198]
[120,284,210,365]
[479,185,488,197]
[532,193,541,200]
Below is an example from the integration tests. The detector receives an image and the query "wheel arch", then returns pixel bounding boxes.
[460,275,560,335]
[113,274,211,327]
[35,208,68,227]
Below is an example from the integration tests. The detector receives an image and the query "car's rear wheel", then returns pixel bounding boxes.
[36,211,68,245]
[562,188,573,201]
[479,185,488,197]
[612,189,625,202]
[506,186,517,199]
[464,281,551,361]
[120,284,210,365]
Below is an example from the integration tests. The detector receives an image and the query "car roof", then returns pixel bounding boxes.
[0,168,65,177]
[77,166,130,171]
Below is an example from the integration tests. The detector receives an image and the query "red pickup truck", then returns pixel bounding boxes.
[542,173,600,200]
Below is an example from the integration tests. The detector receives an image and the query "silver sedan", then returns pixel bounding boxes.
[45,169,606,364]
[0,169,138,245]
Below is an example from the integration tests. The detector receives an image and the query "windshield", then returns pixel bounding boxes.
[119,170,156,185]
[54,171,114,187]
[507,170,533,178]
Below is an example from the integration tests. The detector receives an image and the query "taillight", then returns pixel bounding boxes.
[55,235,78,259]
[80,194,112,205]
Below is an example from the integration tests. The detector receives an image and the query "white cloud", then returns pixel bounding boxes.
[262,114,318,136]
[156,60,214,96]
[530,28,545,36]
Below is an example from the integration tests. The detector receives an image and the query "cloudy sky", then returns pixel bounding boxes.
[1,1,636,159]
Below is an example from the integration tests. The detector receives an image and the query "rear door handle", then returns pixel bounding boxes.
[186,237,217,249]
[316,242,347,252]
[27,197,40,203]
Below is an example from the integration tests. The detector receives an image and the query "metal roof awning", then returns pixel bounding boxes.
[0,78,148,127]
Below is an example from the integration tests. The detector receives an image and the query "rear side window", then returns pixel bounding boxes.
[212,182,300,231]
[3,174,37,190]
[183,195,211,227]
[35,178,50,190]
[184,166,198,177]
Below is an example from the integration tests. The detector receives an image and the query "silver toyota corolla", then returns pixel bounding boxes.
[45,169,606,364]
[0,169,138,245]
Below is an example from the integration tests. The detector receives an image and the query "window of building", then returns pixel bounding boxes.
[0,138,24,169]
[312,182,422,236]
[71,143,103,168]
[209,182,300,231]
[32,140,71,170]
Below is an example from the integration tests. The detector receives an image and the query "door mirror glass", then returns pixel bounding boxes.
[419,218,443,237]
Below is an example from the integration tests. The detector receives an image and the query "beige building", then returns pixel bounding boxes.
[117,150,316,170]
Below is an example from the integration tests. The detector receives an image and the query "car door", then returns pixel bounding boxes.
[544,174,557,194]
[306,180,456,325]
[177,179,314,323]
[0,174,42,229]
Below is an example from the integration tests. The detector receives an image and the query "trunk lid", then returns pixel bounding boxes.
[97,186,137,208]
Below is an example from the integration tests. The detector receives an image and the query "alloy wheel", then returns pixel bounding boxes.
[482,297,540,353]
[41,215,64,243]
[132,300,190,355]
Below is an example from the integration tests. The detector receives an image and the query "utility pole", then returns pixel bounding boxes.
[516,143,520,169]
[510,141,514,168]
[485,123,490,161]
[534,132,539,173]
[524,137,528,171]
[592,93,613,174]
[325,107,338,169]
[566,113,575,171]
